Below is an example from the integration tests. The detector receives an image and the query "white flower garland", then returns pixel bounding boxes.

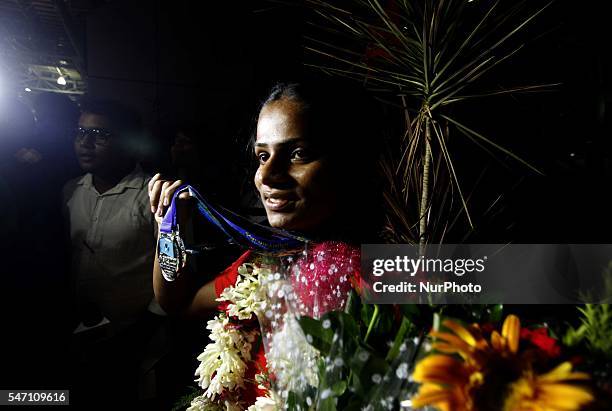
[219,264,265,320]
[194,314,258,398]
[190,263,269,410]
[189,261,319,411]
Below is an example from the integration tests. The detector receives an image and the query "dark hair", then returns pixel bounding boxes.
[261,80,377,153]
[255,78,385,242]
[79,97,142,137]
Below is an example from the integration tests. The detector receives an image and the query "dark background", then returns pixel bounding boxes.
[1,0,610,240]
[0,0,611,404]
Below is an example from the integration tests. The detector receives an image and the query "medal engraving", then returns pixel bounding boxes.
[158,231,187,281]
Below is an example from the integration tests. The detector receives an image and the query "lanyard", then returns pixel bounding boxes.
[158,184,309,281]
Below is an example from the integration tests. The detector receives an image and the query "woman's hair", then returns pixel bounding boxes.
[260,80,376,157]
[254,77,385,242]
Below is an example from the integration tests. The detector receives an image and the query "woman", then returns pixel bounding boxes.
[149,80,381,316]
[149,80,382,409]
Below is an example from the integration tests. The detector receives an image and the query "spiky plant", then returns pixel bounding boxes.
[303,0,555,244]
[564,262,612,358]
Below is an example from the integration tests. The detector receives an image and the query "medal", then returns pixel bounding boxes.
[158,190,188,282]
[158,230,187,281]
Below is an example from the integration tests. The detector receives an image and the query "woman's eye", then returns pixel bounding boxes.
[257,152,269,163]
[291,148,309,161]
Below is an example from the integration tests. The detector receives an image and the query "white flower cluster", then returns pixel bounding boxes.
[194,314,258,398]
[191,263,270,411]
[218,263,266,320]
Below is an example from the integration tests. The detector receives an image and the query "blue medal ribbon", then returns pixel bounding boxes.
[160,184,308,254]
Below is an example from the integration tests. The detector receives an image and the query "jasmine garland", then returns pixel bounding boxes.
[189,263,272,411]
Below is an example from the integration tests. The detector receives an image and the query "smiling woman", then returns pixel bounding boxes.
[256,81,383,238]
[147,78,384,408]
[255,97,330,232]
[148,78,383,314]
[151,80,379,308]
[254,82,362,235]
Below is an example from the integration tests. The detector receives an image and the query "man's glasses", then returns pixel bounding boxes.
[75,127,114,146]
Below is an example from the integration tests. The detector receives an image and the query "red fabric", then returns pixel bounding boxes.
[214,250,253,298]
[243,341,269,403]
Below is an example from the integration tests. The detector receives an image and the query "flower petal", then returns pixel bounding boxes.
[431,331,475,354]
[413,355,469,385]
[411,384,455,408]
[443,319,477,347]
[538,362,590,383]
[490,330,504,351]
[537,384,594,408]
[502,315,520,353]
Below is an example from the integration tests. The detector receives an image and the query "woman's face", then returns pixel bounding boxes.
[254,98,339,233]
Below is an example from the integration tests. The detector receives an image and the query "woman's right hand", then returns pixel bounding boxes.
[148,173,192,225]
[149,173,218,316]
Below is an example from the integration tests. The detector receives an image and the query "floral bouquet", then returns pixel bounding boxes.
[180,243,612,411]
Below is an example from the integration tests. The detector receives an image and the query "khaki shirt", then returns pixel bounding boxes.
[63,166,162,332]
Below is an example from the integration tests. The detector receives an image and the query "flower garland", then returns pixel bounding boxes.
[188,263,276,411]
[193,314,257,399]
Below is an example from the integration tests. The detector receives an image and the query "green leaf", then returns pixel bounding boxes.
[431,0,500,88]
[488,304,504,323]
[299,316,334,355]
[331,380,347,396]
[286,391,299,411]
[567,304,612,358]
[430,120,473,227]
[385,317,413,362]
[361,303,375,330]
[315,357,338,411]
[347,344,389,397]
[442,114,544,175]
[317,396,337,411]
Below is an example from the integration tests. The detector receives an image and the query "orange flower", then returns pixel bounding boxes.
[503,362,592,411]
[410,315,593,411]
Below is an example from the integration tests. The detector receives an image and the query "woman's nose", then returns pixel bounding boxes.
[260,155,290,186]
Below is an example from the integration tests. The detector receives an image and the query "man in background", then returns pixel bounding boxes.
[63,98,165,405]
